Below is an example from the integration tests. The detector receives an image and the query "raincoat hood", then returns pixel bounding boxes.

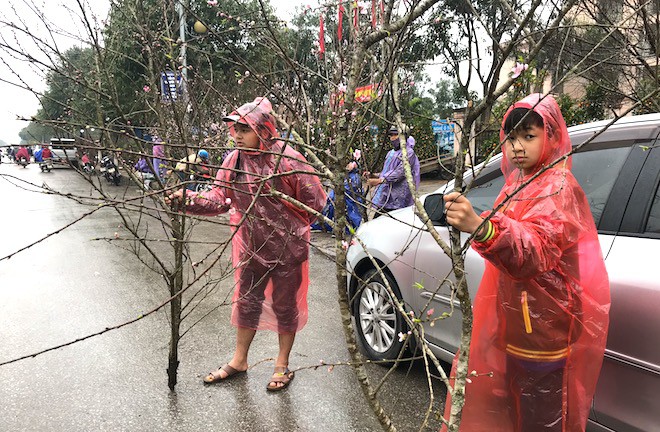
[224,97,279,152]
[500,93,572,182]
[389,135,415,151]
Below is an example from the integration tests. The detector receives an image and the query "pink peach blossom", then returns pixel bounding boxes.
[511,62,529,79]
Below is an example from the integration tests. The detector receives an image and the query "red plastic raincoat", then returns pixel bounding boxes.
[443,94,610,431]
[183,98,326,333]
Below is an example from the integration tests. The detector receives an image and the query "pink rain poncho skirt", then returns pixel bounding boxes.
[443,94,610,431]
[183,98,326,333]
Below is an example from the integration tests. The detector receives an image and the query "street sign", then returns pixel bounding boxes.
[432,119,455,152]
[431,119,454,133]
[161,71,184,102]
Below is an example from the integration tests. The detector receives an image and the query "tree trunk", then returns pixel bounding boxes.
[167,213,185,390]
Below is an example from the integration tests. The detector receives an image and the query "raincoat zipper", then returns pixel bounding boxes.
[521,291,533,334]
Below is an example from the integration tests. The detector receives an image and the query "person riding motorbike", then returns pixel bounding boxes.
[81,153,95,174]
[15,146,30,166]
[34,145,54,171]
[15,146,30,161]
[174,149,212,190]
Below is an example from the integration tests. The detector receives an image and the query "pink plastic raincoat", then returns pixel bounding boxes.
[443,94,610,431]
[184,98,326,333]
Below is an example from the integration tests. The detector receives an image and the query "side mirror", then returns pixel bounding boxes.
[423,193,447,225]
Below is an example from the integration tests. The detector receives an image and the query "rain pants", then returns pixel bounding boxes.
[371,136,420,211]
[443,94,610,431]
[183,97,326,333]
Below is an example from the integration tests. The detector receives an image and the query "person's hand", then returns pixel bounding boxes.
[165,189,185,207]
[443,192,483,234]
[367,177,384,187]
[362,171,371,179]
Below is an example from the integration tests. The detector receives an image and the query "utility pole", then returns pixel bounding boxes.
[176,0,188,82]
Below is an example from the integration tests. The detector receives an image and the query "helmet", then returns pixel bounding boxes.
[198,149,209,160]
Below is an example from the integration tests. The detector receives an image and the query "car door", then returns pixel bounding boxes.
[591,142,660,432]
[411,161,505,356]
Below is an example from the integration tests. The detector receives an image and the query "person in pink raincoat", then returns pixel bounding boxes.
[441,93,610,431]
[167,97,326,391]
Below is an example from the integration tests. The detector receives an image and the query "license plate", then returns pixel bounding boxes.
[108,168,115,173]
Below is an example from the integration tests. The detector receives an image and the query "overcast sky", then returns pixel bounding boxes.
[0,0,302,144]
[0,1,106,144]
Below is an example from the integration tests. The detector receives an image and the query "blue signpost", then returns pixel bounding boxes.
[431,119,455,153]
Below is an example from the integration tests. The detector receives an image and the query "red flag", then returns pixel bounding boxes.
[338,3,345,42]
[319,14,325,57]
[379,0,384,25]
[371,0,377,29]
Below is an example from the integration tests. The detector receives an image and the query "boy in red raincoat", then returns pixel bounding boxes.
[442,93,610,431]
[166,97,326,391]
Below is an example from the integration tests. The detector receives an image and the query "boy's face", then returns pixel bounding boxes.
[234,122,260,149]
[505,124,545,175]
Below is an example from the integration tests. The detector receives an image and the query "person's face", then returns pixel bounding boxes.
[234,122,260,149]
[505,124,545,175]
[389,132,400,148]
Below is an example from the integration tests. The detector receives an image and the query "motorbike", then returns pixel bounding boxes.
[192,172,214,192]
[39,159,54,172]
[82,162,96,175]
[18,157,29,168]
[99,155,121,186]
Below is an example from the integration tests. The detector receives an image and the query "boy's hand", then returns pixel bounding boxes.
[443,192,484,234]
[165,189,185,207]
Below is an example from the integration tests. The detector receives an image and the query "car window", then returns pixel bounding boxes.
[465,174,505,214]
[463,146,629,224]
[571,147,629,226]
[645,182,660,233]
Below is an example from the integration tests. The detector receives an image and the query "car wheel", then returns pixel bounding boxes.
[352,268,408,361]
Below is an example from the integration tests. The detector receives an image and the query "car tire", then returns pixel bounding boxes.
[352,268,409,361]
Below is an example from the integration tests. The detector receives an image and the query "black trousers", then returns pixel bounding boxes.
[507,356,566,432]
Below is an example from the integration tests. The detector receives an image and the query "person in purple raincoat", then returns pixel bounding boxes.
[151,138,166,181]
[366,125,420,218]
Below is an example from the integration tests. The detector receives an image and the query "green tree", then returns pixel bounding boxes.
[19,47,99,141]
[429,78,469,118]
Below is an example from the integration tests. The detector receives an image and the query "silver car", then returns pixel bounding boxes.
[346,113,660,432]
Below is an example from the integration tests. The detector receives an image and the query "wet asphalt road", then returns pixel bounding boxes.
[0,160,446,432]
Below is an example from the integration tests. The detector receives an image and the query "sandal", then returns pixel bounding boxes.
[266,366,295,392]
[203,364,246,384]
